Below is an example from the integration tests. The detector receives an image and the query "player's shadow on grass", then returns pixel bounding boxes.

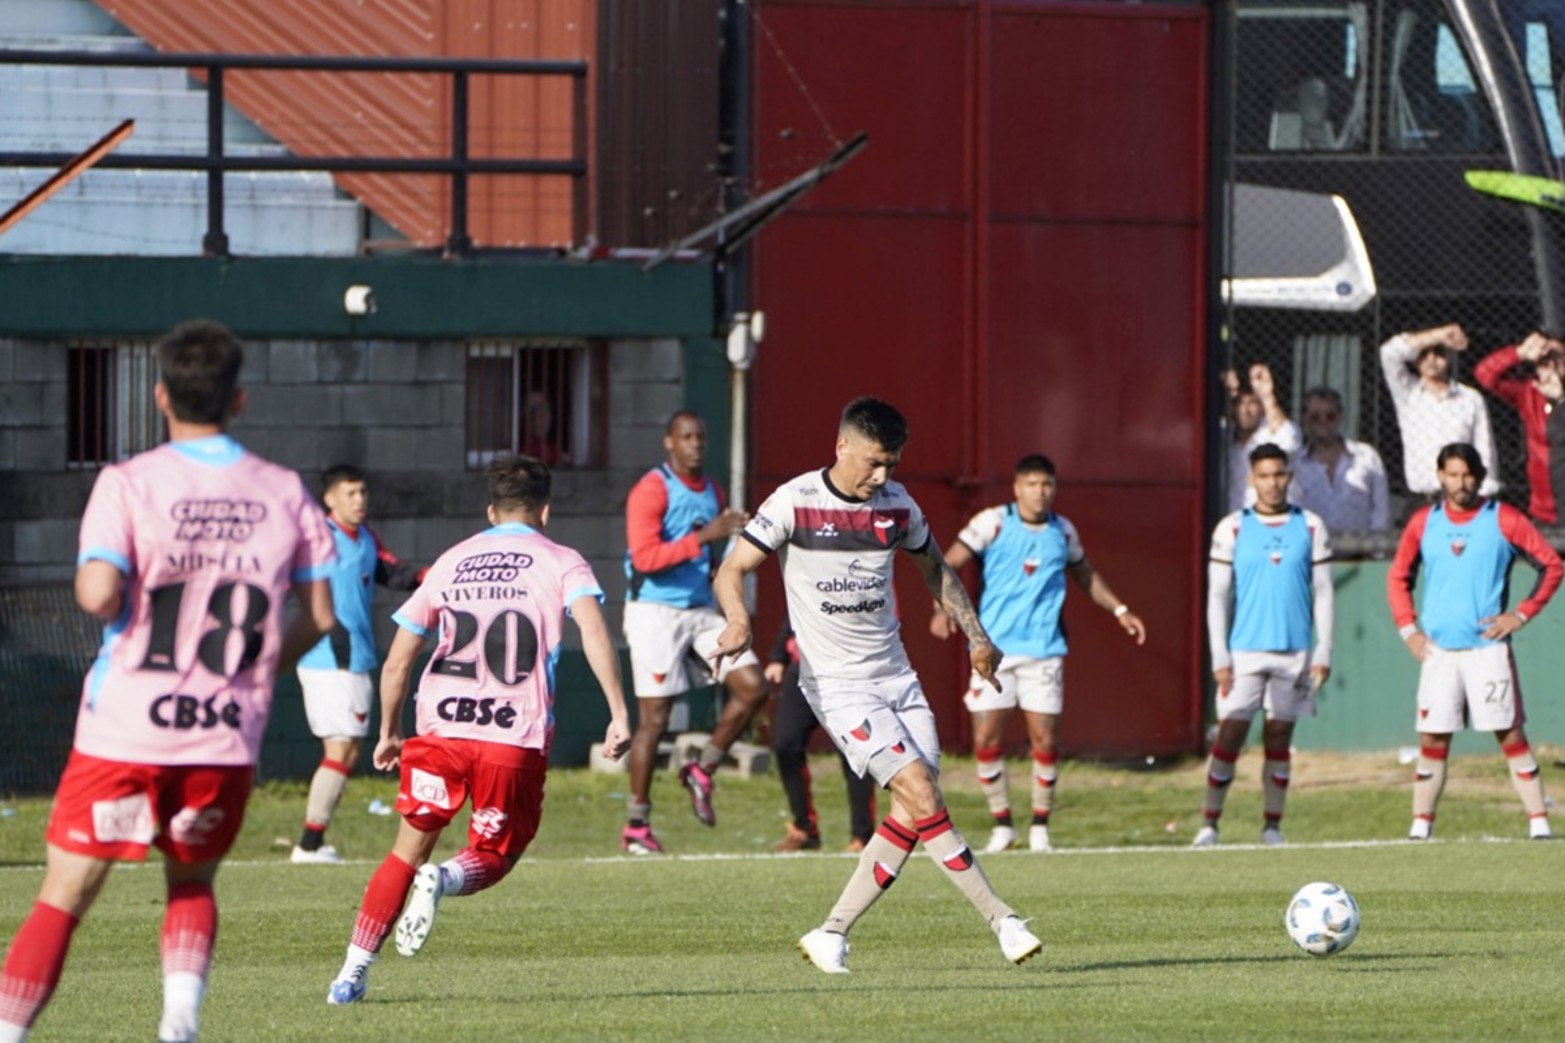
[1060,952,1421,973]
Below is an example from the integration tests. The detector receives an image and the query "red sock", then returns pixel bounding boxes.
[448,849,511,897]
[0,902,79,1029]
[162,882,216,978]
[351,854,417,953]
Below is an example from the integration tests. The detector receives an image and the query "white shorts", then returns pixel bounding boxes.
[1415,642,1524,734]
[622,600,760,697]
[297,667,374,739]
[963,656,1064,715]
[1217,650,1315,722]
[802,671,939,787]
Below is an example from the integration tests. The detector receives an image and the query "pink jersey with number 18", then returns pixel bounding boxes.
[74,435,336,766]
[392,521,604,751]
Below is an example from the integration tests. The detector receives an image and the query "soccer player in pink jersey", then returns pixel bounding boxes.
[327,455,632,1004]
[0,321,338,1043]
[711,397,1043,973]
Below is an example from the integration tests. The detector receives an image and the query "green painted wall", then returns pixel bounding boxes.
[0,254,714,339]
[1290,561,1565,754]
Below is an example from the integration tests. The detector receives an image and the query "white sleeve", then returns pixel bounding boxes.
[1209,514,1240,564]
[1207,560,1235,670]
[1061,517,1085,565]
[1311,561,1335,668]
[1365,446,1391,530]
[905,497,931,554]
[1263,418,1303,454]
[1306,510,1334,564]
[1379,333,1418,410]
[743,487,792,553]
[956,506,1003,555]
[1471,393,1501,496]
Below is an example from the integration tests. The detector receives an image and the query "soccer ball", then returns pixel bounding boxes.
[1284,881,1360,956]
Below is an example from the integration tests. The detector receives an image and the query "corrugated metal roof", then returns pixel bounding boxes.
[100,0,593,248]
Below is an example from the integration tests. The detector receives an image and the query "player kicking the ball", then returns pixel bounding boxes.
[711,397,1042,974]
[1387,442,1562,840]
[327,455,630,1004]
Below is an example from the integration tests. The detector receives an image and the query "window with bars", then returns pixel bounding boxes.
[465,341,606,470]
[66,341,160,468]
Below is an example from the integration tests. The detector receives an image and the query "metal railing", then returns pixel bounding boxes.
[0,49,590,255]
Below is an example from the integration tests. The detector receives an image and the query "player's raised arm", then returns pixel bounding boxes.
[711,537,768,666]
[572,593,632,759]
[910,538,1002,689]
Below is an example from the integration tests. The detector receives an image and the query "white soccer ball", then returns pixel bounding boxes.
[1284,881,1360,956]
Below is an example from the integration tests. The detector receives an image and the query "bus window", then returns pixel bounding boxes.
[1384,1,1497,153]
[1235,3,1369,154]
[1525,21,1565,157]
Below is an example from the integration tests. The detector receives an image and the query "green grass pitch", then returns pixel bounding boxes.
[1,752,1563,1041]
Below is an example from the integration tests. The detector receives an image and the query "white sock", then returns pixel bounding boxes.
[0,1022,28,1043]
[157,971,204,1042]
[436,861,461,895]
[337,943,376,980]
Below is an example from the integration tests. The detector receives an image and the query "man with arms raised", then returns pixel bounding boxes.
[712,397,1042,973]
[1195,444,1334,847]
[1387,442,1561,840]
[932,453,1146,854]
[327,455,631,1003]
[0,320,337,1043]
[620,410,769,852]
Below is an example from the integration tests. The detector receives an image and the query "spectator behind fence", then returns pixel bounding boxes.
[1223,362,1301,512]
[1379,324,1499,498]
[1290,386,1390,532]
[1474,331,1565,524]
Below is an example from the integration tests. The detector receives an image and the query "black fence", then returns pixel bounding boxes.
[0,48,589,255]
[1217,0,1565,545]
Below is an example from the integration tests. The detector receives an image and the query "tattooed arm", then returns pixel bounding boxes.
[910,540,1003,690]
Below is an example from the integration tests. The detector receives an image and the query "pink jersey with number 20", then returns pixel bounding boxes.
[393,522,604,751]
[74,436,336,766]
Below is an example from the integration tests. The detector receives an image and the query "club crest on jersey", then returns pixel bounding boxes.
[871,514,897,545]
[1269,551,1283,565]
[1023,557,1040,576]
[850,720,872,742]
[1450,539,1467,557]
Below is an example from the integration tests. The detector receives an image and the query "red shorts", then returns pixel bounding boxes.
[46,751,253,863]
[394,736,546,858]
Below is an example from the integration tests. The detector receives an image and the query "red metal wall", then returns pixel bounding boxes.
[750,0,1208,756]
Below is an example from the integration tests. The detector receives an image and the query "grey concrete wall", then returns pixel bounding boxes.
[0,336,696,650]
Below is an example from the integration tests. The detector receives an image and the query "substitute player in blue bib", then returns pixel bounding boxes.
[293,464,424,863]
[932,454,1145,853]
[1387,442,1562,840]
[620,410,768,853]
[1195,444,1334,847]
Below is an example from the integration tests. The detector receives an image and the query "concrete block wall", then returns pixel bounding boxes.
[0,336,696,644]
